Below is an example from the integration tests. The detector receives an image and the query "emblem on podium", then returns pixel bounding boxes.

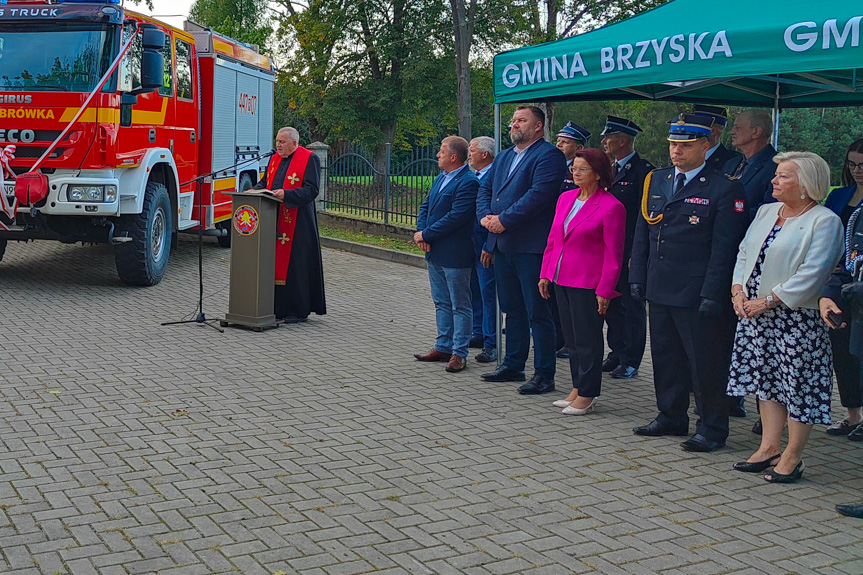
[233,204,259,235]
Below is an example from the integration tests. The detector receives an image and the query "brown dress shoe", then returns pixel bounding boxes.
[445,354,466,372]
[414,348,451,362]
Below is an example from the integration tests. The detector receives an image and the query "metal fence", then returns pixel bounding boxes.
[324,143,439,226]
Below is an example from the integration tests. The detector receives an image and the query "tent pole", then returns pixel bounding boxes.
[494,103,503,367]
[773,80,781,148]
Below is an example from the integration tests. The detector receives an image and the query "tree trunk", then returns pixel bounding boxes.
[451,0,472,140]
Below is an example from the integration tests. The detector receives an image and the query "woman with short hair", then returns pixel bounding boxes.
[727,151,843,483]
[539,148,625,415]
[820,139,863,439]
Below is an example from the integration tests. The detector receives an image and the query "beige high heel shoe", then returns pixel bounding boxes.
[562,397,597,415]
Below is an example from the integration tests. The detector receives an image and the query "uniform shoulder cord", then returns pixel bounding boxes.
[641,170,663,225]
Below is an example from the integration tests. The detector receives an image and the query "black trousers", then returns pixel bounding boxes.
[829,324,863,408]
[548,287,567,350]
[555,284,603,397]
[604,266,647,368]
[649,303,735,442]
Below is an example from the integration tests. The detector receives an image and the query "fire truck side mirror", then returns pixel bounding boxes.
[120,94,137,127]
[139,25,166,92]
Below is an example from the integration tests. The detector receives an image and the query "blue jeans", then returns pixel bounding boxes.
[471,229,497,348]
[494,249,556,379]
[428,262,473,358]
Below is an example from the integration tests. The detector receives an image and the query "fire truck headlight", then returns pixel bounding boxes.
[68,185,116,202]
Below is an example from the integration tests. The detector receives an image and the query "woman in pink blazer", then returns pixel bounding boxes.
[539,148,626,415]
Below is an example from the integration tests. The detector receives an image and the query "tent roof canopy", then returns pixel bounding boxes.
[493,0,862,108]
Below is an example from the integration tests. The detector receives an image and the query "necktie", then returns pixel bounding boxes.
[675,173,687,195]
[612,162,619,178]
[733,159,748,179]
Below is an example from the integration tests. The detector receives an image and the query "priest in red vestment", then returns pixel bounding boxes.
[252,127,326,323]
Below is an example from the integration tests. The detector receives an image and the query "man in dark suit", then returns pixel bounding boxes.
[556,121,590,193]
[694,104,740,174]
[725,109,778,222]
[552,120,591,359]
[476,105,567,394]
[599,115,655,379]
[468,136,497,364]
[630,114,748,452]
[413,136,480,373]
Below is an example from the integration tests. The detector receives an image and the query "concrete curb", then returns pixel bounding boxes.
[321,236,427,269]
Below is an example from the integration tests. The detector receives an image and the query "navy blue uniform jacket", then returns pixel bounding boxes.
[629,166,748,307]
[706,143,740,174]
[476,139,567,255]
[723,144,777,222]
[608,152,654,260]
[417,165,479,268]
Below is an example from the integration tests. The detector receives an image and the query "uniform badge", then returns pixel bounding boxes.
[689,215,700,225]
[734,199,745,213]
[684,197,710,205]
[651,195,662,199]
[233,205,259,235]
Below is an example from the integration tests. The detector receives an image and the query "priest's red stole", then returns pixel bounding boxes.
[266,147,311,285]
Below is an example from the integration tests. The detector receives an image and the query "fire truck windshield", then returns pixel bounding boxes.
[0,23,114,92]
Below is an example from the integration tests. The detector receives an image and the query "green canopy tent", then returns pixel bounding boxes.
[488,0,861,362]
[491,0,862,145]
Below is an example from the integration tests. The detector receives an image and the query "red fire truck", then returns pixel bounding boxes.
[0,0,274,285]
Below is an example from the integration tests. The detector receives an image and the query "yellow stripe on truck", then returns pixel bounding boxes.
[59,98,168,125]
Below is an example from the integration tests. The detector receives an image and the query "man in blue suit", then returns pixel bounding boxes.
[725,109,777,222]
[468,136,498,363]
[476,105,568,394]
[414,136,480,373]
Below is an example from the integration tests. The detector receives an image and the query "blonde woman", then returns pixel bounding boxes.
[727,151,843,483]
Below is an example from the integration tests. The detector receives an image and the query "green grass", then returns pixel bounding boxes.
[331,175,434,188]
[319,225,424,255]
[323,207,417,227]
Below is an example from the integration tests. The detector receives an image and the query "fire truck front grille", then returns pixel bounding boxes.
[11,147,64,160]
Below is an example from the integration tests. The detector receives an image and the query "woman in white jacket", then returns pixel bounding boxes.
[727,151,843,483]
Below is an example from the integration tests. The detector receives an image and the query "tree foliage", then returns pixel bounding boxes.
[189,0,273,51]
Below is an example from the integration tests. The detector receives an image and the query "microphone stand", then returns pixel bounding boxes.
[162,150,276,333]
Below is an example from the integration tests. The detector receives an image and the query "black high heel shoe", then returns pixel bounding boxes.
[733,453,781,473]
[764,460,804,483]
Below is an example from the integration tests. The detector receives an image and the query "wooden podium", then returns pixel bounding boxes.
[220,191,282,331]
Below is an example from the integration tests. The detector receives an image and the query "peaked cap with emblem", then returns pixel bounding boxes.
[693,104,729,127]
[600,115,643,137]
[667,113,714,142]
[556,121,591,145]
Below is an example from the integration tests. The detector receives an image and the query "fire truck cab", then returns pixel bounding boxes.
[0,0,274,285]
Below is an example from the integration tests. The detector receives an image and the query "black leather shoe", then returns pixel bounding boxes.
[633,419,689,437]
[556,347,571,359]
[730,404,747,418]
[848,426,863,441]
[680,434,726,453]
[475,347,497,363]
[836,503,863,518]
[284,316,308,324]
[601,357,619,372]
[752,419,763,435]
[517,375,555,395]
[480,365,525,382]
[469,334,484,349]
[733,453,781,473]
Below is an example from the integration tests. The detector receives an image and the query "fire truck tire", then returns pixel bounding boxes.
[114,181,172,286]
[0,239,6,262]
[217,172,255,248]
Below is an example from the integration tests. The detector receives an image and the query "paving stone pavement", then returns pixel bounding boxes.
[0,237,862,575]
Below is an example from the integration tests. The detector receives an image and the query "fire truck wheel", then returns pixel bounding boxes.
[114,181,172,286]
[0,239,6,262]
[217,172,254,248]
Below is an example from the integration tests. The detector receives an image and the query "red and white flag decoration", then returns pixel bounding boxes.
[0,144,17,229]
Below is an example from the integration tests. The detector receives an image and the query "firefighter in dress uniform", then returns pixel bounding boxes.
[629,113,748,452]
